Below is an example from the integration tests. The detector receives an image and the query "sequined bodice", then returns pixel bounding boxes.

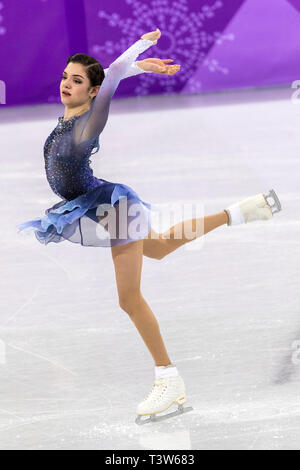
[44,115,100,201]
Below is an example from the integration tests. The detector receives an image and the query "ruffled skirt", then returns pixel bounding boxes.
[16,179,156,247]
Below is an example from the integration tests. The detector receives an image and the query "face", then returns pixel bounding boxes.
[60,62,99,106]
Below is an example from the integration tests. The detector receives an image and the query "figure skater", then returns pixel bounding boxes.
[17,28,282,424]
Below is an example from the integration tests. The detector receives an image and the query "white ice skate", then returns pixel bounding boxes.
[135,376,193,425]
[224,189,282,226]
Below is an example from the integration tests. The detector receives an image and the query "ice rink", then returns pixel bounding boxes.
[0,85,299,450]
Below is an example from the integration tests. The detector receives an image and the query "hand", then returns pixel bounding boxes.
[138,58,181,75]
[140,28,161,45]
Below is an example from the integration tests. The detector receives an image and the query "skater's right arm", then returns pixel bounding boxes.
[73,29,161,145]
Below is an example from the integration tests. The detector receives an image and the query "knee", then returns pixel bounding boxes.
[143,236,168,260]
[148,251,165,261]
[118,291,143,314]
[154,239,169,260]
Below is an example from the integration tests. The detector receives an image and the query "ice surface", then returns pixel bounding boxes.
[0,86,299,450]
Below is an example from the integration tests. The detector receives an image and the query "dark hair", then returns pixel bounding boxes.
[66,53,105,101]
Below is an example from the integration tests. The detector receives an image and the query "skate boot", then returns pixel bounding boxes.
[135,375,193,425]
[224,189,282,226]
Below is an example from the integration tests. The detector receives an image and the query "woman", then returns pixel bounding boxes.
[17,28,281,424]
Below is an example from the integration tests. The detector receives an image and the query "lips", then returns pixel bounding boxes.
[62,91,71,96]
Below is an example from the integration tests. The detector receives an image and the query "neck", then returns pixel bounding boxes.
[63,103,91,120]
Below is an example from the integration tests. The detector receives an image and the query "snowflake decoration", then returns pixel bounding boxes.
[203,58,229,74]
[91,0,235,95]
[187,76,203,93]
[0,2,6,36]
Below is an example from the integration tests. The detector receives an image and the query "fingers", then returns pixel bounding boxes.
[169,65,180,74]
[159,64,180,75]
[153,28,161,39]
[167,65,180,73]
[162,60,181,69]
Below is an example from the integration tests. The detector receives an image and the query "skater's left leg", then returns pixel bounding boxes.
[111,239,172,367]
[143,210,229,259]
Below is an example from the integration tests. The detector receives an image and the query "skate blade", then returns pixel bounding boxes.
[135,405,193,425]
[264,189,282,214]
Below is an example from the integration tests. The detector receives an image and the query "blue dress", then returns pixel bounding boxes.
[17,39,157,247]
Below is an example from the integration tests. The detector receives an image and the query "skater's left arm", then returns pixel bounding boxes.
[135,58,181,75]
[103,59,181,78]
[102,61,151,79]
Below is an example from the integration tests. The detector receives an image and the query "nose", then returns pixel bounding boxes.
[62,78,71,87]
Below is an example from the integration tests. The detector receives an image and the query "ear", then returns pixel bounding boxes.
[91,85,101,98]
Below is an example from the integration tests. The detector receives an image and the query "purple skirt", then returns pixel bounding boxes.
[16,179,156,247]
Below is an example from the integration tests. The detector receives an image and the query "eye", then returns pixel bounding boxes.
[61,76,81,84]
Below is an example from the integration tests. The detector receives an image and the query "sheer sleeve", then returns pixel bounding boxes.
[73,39,155,145]
[103,61,151,79]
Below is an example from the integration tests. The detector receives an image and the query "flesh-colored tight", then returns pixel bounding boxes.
[102,210,229,366]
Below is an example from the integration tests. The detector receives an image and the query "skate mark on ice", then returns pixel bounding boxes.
[1,282,42,327]
[0,408,24,422]
[7,343,77,377]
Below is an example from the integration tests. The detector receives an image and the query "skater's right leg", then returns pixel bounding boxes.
[110,239,172,367]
